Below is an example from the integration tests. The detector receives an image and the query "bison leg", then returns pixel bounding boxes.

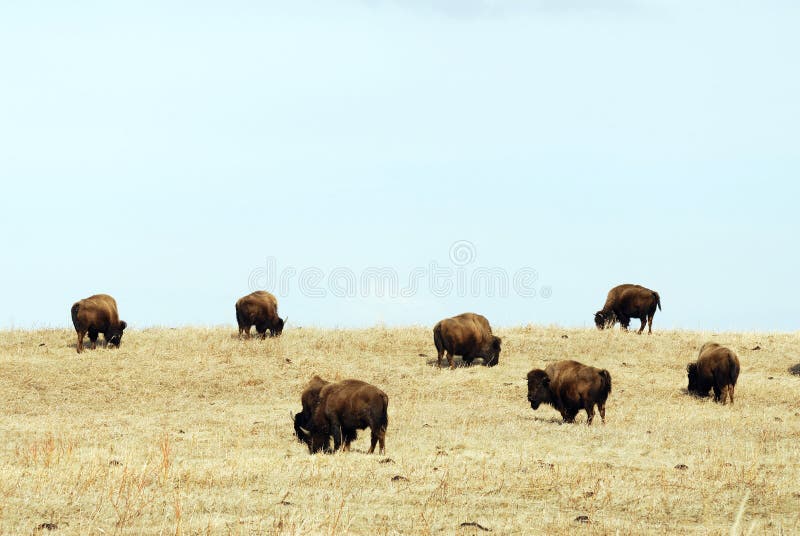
[239,325,250,339]
[343,429,357,452]
[330,420,343,452]
[76,330,86,353]
[647,314,654,334]
[637,317,647,334]
[253,323,268,340]
[598,403,606,424]
[310,433,330,454]
[369,425,386,454]
[618,316,630,331]
[584,403,596,426]
[446,351,455,370]
[728,385,735,405]
[436,348,444,367]
[88,329,99,350]
[712,385,722,403]
[719,385,730,405]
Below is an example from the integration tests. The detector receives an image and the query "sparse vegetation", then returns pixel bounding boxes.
[0,326,798,534]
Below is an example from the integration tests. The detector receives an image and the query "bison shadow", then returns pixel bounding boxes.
[682,388,728,402]
[681,387,705,399]
[70,340,114,351]
[230,334,282,340]
[789,364,800,376]
[423,357,491,368]
[526,414,570,425]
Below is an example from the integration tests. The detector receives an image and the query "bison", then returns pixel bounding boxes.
[293,375,329,440]
[527,360,612,425]
[293,377,388,454]
[433,312,501,369]
[71,294,127,354]
[687,342,740,404]
[235,291,286,339]
[594,284,661,334]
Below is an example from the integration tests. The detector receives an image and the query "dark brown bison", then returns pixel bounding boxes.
[687,342,740,404]
[293,375,329,440]
[235,291,285,338]
[71,294,127,354]
[293,377,388,454]
[527,360,612,425]
[594,284,661,334]
[433,312,501,369]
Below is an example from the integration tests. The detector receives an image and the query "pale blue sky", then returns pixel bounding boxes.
[1,1,798,331]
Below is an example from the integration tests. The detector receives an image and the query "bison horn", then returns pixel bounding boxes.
[298,426,310,435]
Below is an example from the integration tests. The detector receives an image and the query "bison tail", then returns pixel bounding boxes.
[599,369,612,396]
[70,302,80,328]
[433,323,444,354]
[654,292,662,311]
[729,355,740,386]
[380,410,389,432]
[380,393,389,431]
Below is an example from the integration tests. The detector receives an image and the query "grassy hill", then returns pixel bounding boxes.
[0,326,798,535]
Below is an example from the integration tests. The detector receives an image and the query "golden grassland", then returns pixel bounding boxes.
[0,326,798,535]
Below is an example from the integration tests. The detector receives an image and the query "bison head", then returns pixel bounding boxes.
[526,369,552,410]
[483,336,502,366]
[594,312,605,330]
[293,410,331,453]
[594,311,616,330]
[271,316,286,337]
[686,363,701,394]
[107,320,127,347]
[293,411,310,443]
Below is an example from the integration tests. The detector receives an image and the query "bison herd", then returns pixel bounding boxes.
[68,283,745,455]
[293,376,389,454]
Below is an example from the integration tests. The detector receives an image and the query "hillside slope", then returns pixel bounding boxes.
[0,327,798,534]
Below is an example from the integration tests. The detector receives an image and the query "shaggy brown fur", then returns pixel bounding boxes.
[235,291,285,339]
[433,313,501,369]
[294,377,388,454]
[71,294,127,354]
[293,375,329,441]
[594,284,661,334]
[527,360,612,425]
[687,342,740,404]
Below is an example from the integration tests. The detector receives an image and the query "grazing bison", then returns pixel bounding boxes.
[594,284,661,334]
[433,313,501,369]
[527,360,612,425]
[235,291,285,339]
[687,342,740,404]
[294,377,388,454]
[293,375,329,440]
[71,294,127,354]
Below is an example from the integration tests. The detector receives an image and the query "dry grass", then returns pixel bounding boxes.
[0,326,798,535]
